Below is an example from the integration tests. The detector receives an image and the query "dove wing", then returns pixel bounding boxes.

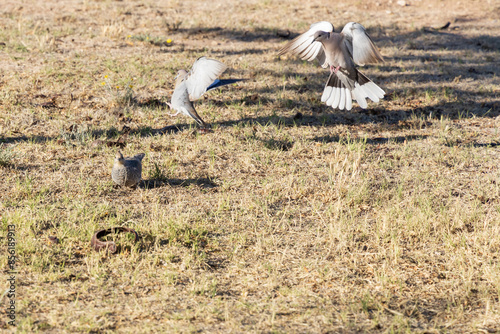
[278,21,334,68]
[185,57,227,101]
[341,22,384,66]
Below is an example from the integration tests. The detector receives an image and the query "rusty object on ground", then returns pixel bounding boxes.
[90,227,139,253]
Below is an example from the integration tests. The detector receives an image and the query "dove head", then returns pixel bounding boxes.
[175,69,188,86]
[312,31,330,43]
[115,151,124,164]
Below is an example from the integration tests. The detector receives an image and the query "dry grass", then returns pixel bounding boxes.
[1,0,500,332]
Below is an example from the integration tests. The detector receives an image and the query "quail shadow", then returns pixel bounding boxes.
[141,177,218,189]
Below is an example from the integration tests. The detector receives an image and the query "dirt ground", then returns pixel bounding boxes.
[1,0,500,332]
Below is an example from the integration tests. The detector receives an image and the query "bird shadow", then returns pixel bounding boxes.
[174,26,294,43]
[141,177,218,190]
[313,134,430,145]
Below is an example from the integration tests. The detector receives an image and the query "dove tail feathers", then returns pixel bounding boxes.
[321,70,385,110]
[182,107,207,128]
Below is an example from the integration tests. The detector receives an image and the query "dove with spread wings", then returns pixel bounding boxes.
[279,22,385,111]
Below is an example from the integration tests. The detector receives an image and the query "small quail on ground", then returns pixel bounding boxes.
[111,151,145,188]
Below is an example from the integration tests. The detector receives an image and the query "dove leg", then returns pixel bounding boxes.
[330,65,341,74]
[167,111,181,117]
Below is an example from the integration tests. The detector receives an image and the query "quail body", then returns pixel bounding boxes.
[111,151,145,187]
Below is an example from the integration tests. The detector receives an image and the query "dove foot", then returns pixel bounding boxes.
[330,65,341,74]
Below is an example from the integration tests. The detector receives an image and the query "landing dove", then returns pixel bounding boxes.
[167,57,242,127]
[111,151,145,188]
[278,21,385,111]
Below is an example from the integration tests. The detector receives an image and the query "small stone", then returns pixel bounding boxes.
[91,139,104,147]
[48,236,60,245]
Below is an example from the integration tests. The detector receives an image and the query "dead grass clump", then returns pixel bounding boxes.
[0,144,17,166]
